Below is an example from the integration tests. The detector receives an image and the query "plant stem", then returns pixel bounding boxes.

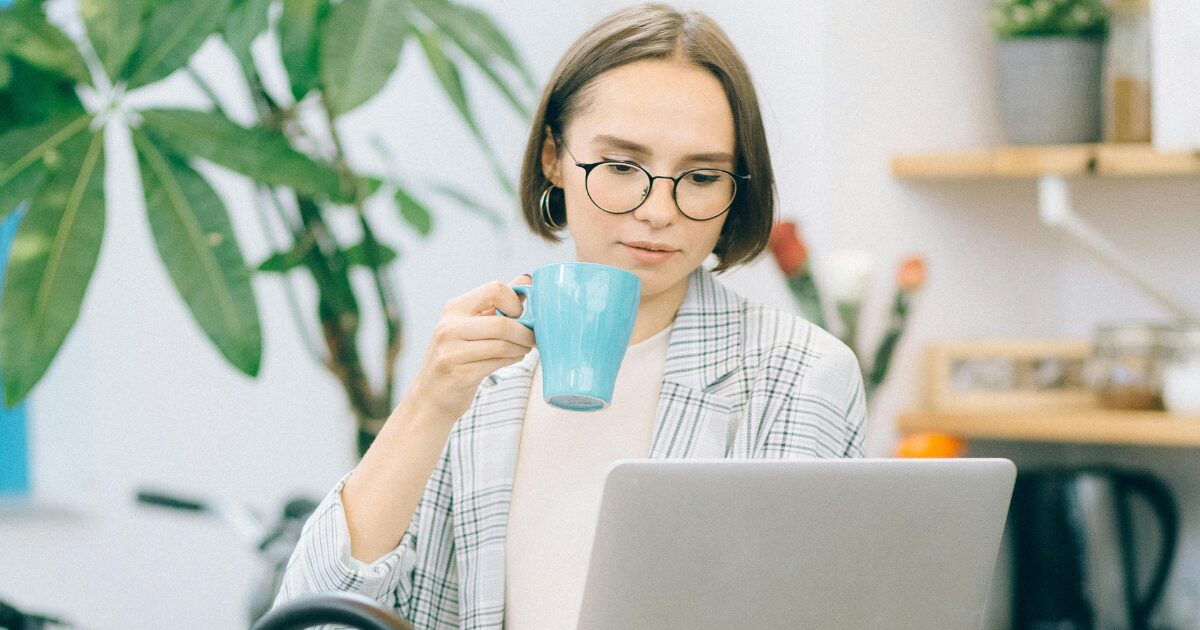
[250,185,324,364]
[322,98,404,413]
[867,290,912,393]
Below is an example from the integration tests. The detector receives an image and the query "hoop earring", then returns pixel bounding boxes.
[540,185,565,230]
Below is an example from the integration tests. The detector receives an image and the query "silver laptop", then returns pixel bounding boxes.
[576,458,1016,630]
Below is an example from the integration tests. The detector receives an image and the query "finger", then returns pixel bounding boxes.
[445,339,533,364]
[447,279,526,318]
[456,316,535,347]
[461,355,526,378]
[470,275,532,317]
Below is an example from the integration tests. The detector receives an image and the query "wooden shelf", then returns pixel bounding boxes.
[890,143,1200,179]
[899,409,1200,447]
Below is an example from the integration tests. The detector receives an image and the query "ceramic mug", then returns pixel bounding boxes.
[499,262,640,411]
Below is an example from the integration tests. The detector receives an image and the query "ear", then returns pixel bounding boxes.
[540,126,561,186]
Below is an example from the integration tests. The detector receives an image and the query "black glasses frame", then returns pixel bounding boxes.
[560,142,750,222]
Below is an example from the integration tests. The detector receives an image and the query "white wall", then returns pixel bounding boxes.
[2,1,1198,628]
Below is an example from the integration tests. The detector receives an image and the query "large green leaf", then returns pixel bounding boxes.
[0,115,93,219]
[80,0,142,81]
[417,28,512,194]
[319,0,408,116]
[0,165,46,222]
[258,239,396,273]
[222,0,272,74]
[132,129,262,377]
[416,30,470,126]
[121,0,232,90]
[0,57,11,90]
[393,184,432,236]
[138,108,348,201]
[410,0,535,96]
[0,129,105,406]
[279,0,329,102]
[0,3,93,85]
[0,59,86,129]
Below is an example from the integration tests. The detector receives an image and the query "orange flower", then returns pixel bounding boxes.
[896,255,926,291]
[768,221,809,278]
[895,433,966,458]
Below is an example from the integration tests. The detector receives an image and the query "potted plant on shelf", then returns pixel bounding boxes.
[0,0,533,457]
[989,0,1109,144]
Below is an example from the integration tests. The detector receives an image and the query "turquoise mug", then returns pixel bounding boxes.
[499,262,641,411]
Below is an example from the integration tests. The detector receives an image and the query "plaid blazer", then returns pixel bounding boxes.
[275,266,868,629]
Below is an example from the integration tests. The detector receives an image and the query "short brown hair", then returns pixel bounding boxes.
[519,3,776,273]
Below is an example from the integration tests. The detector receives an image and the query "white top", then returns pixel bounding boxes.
[503,322,675,630]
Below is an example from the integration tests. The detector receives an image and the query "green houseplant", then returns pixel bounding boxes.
[0,0,533,455]
[989,0,1110,144]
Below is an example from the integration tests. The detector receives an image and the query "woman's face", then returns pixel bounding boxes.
[542,57,736,301]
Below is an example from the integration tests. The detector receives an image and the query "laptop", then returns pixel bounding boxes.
[576,458,1016,630]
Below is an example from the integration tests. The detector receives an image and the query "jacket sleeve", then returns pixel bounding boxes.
[272,431,459,627]
[270,470,420,625]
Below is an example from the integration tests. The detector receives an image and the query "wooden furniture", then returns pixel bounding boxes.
[891,143,1200,447]
[899,409,1200,448]
[890,143,1200,179]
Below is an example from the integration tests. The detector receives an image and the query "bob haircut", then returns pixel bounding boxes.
[518,3,776,273]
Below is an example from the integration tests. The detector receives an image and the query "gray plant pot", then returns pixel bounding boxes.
[995,36,1104,144]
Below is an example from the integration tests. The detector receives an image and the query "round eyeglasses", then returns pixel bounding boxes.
[561,142,749,221]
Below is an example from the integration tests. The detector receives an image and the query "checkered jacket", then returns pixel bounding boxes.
[274,266,868,629]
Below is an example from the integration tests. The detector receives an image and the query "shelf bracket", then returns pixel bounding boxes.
[1037,174,1196,320]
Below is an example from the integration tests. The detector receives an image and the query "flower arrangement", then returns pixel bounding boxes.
[989,0,1109,38]
[767,221,926,398]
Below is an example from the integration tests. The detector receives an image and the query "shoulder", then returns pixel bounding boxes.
[724,292,867,458]
[739,300,861,393]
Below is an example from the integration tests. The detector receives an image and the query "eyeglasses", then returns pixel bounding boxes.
[560,141,749,222]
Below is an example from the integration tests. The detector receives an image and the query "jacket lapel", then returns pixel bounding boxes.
[649,267,744,459]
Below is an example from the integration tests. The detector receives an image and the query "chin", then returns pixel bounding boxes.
[631,266,688,298]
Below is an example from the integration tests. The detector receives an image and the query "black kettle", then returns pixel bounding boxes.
[1009,466,1179,630]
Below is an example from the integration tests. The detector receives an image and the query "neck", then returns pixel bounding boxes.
[629,274,689,345]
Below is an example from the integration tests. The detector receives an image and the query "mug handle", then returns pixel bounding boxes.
[497,284,534,329]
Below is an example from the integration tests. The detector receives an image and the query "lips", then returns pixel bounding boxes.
[623,240,678,252]
[621,241,679,265]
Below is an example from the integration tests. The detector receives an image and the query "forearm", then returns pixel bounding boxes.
[341,396,456,563]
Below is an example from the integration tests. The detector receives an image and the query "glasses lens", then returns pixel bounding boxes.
[676,169,737,220]
[586,163,651,214]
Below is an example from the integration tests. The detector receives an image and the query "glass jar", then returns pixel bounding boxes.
[1085,322,1167,410]
[1161,323,1200,416]
[1104,0,1153,142]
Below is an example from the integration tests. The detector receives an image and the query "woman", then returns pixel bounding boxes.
[275,4,867,629]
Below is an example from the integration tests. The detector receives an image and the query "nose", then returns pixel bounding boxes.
[631,176,677,227]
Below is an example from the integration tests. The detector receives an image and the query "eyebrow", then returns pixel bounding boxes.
[591,134,734,165]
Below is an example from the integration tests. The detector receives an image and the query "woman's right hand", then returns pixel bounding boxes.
[403,274,536,425]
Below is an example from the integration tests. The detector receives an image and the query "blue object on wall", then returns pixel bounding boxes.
[0,207,29,497]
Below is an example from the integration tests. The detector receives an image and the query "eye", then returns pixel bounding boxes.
[603,162,640,175]
[685,170,722,185]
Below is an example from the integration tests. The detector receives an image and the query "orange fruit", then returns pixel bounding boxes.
[895,432,966,458]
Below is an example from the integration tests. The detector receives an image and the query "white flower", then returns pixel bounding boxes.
[818,250,876,305]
